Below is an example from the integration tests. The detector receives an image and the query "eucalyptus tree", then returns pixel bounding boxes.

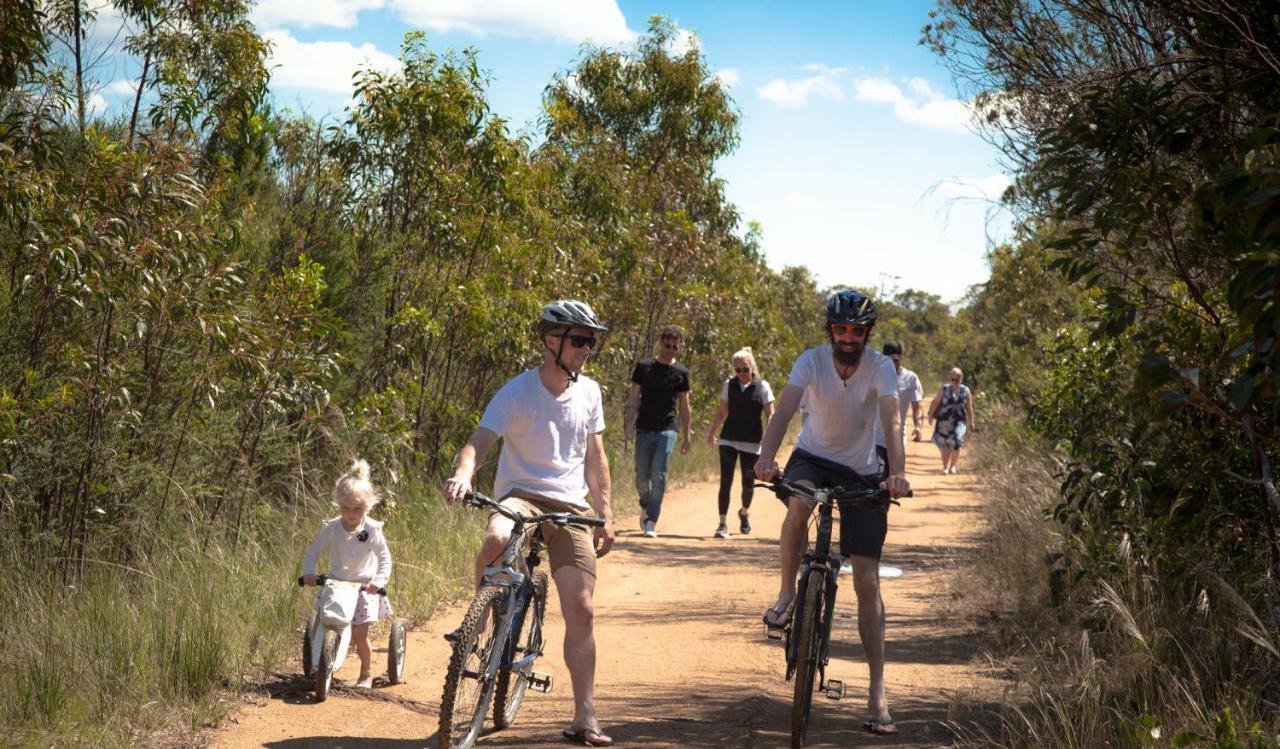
[540,17,741,372]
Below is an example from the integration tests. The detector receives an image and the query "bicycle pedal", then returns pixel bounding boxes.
[527,671,553,693]
[821,679,845,700]
[764,626,784,641]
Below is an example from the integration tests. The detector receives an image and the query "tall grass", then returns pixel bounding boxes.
[0,472,479,747]
[0,427,730,746]
[952,405,1280,748]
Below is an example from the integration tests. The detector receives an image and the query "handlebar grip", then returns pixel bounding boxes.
[298,574,329,586]
[297,575,305,587]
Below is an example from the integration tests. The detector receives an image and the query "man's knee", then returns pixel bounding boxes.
[849,558,881,597]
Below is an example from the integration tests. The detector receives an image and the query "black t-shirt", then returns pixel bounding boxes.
[631,358,690,432]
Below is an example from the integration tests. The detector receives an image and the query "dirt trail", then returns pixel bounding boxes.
[213,439,1003,748]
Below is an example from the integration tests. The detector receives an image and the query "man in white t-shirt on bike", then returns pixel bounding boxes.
[443,300,617,748]
[754,289,911,737]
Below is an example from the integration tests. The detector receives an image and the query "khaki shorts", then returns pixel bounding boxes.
[493,494,599,578]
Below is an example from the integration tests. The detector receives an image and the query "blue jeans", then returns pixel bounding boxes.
[635,430,677,523]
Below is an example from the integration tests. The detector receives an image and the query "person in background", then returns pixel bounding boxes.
[625,324,692,538]
[874,340,924,453]
[705,347,775,538]
[927,367,976,474]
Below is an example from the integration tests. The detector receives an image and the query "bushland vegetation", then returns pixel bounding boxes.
[927,0,1280,744]
[0,6,860,743]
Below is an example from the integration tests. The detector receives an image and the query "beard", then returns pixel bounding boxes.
[831,340,864,366]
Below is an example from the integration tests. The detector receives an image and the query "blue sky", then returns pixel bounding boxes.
[90,0,1012,303]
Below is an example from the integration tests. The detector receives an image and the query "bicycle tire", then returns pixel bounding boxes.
[493,570,548,728]
[302,611,316,678]
[387,617,407,685]
[438,585,506,749]
[315,628,338,702]
[790,569,826,748]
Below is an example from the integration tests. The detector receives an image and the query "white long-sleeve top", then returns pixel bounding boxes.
[302,516,392,588]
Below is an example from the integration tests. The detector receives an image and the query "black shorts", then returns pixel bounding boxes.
[781,448,890,560]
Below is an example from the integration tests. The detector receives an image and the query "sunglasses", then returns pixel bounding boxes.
[949,376,962,382]
[733,366,751,374]
[556,333,598,350]
[829,323,869,337]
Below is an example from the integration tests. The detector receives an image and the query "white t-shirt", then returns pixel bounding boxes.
[788,345,898,474]
[479,368,605,509]
[302,516,392,587]
[716,378,775,454]
[875,366,924,447]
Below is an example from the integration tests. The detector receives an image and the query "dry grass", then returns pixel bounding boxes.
[947,405,1280,748]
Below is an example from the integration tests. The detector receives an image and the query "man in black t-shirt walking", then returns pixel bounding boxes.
[625,324,692,538]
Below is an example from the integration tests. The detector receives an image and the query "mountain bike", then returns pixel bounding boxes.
[756,477,909,749]
[438,491,605,749]
[297,575,407,701]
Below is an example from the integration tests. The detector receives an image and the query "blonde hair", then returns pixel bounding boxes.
[949,367,964,379]
[731,347,759,380]
[333,458,380,509]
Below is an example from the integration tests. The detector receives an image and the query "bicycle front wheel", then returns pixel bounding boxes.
[791,569,826,748]
[494,570,548,728]
[439,585,506,749]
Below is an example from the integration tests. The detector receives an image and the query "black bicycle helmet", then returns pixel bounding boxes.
[540,300,609,332]
[825,289,878,326]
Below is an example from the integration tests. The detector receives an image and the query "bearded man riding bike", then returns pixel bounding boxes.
[754,289,911,737]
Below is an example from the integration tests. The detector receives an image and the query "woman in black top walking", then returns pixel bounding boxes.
[705,347,775,537]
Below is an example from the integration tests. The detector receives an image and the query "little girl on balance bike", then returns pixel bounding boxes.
[301,458,398,693]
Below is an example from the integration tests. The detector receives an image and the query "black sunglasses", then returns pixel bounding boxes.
[733,367,751,373]
[557,333,598,350]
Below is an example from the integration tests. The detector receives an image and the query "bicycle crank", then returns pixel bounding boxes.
[820,679,845,700]
[527,671,554,693]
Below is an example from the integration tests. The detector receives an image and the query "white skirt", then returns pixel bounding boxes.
[353,589,393,625]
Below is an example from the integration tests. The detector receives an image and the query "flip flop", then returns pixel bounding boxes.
[863,718,899,736]
[762,604,791,629]
[562,727,614,746]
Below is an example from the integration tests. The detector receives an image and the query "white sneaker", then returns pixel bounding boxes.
[356,677,373,689]
[714,524,730,538]
[642,520,658,538]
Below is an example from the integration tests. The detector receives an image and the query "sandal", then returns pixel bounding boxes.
[863,718,899,736]
[562,727,614,746]
[762,604,791,629]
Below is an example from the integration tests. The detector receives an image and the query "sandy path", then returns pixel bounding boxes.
[213,439,1001,748]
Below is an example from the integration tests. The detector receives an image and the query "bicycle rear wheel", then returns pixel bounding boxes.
[791,569,826,748]
[439,585,506,749]
[494,570,548,728]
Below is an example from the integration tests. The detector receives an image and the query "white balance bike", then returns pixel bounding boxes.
[297,574,407,701]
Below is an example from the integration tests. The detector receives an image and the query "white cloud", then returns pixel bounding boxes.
[87,93,109,117]
[715,68,740,89]
[105,79,136,96]
[252,0,384,30]
[853,76,972,133]
[757,66,846,108]
[667,27,698,57]
[265,30,401,94]
[387,0,634,43]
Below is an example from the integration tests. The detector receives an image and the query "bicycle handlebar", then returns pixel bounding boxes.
[297,574,387,596]
[753,478,912,504]
[463,490,607,528]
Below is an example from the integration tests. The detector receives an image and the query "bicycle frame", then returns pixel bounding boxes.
[484,520,546,677]
[787,489,842,684]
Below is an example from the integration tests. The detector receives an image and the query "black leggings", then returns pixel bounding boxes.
[718,445,759,515]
